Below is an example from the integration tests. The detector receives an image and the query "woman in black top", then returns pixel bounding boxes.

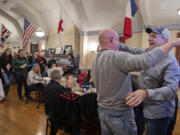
[0,48,13,97]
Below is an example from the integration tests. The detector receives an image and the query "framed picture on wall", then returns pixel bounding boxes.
[64,45,72,54]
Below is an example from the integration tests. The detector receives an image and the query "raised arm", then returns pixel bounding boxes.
[115,38,180,72]
[119,43,147,54]
[115,48,163,72]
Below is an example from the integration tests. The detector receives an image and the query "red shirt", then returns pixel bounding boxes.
[77,73,87,86]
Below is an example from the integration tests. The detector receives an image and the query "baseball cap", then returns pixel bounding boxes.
[145,26,170,41]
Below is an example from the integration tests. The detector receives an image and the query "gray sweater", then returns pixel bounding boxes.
[119,43,180,118]
[92,48,163,111]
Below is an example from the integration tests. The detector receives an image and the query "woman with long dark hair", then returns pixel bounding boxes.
[0,48,13,97]
[66,53,77,72]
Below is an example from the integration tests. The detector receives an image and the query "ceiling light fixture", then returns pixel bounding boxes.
[177,8,180,16]
[35,27,45,37]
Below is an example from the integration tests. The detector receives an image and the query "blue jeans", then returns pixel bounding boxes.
[1,72,12,96]
[98,106,137,135]
[1,72,12,85]
[145,117,171,135]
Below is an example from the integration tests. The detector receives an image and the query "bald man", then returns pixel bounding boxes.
[91,28,180,135]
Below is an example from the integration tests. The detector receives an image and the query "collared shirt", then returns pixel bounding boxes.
[119,43,180,118]
[141,54,180,119]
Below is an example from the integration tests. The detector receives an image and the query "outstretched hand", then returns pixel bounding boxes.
[125,89,148,107]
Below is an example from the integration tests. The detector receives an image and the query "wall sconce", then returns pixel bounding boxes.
[177,8,180,16]
[35,27,45,37]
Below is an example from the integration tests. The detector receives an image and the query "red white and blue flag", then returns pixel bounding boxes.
[0,24,11,45]
[22,18,35,48]
[123,0,138,41]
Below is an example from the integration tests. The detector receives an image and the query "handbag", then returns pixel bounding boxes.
[0,79,5,101]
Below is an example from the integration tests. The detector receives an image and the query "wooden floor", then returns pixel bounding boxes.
[0,85,100,135]
[0,85,47,135]
[0,85,180,135]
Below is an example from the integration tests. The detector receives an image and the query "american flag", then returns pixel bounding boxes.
[1,24,11,44]
[22,18,35,48]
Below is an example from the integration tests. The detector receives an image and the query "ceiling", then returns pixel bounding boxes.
[0,0,180,44]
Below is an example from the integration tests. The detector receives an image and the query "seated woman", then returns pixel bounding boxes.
[47,56,56,68]
[61,69,84,92]
[44,68,80,135]
[47,63,56,77]
[83,70,95,88]
[27,64,44,92]
[77,67,87,87]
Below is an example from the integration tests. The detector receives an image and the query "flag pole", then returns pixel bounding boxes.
[136,0,145,29]
[57,1,74,25]
[57,1,75,50]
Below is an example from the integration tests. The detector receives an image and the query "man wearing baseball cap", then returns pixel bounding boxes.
[145,26,170,50]
[119,26,180,135]
[143,26,178,135]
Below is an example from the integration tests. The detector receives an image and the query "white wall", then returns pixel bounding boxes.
[47,24,80,55]
[79,35,98,69]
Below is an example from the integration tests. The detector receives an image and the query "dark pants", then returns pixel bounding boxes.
[134,104,145,135]
[49,117,60,135]
[28,83,44,102]
[145,117,171,135]
[166,95,179,135]
[4,85,10,96]
[28,83,44,92]
[49,117,80,135]
[14,71,29,100]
